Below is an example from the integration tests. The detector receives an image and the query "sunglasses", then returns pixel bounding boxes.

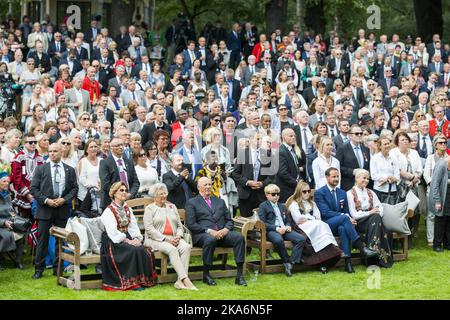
[81,117,90,120]
[302,190,311,194]
[213,118,221,122]
[352,132,363,136]
[118,188,128,192]
[269,193,280,196]
[437,141,447,145]
[27,141,37,145]
[375,99,383,102]
[279,108,287,111]
[61,141,71,145]
[262,99,269,102]
[138,154,146,157]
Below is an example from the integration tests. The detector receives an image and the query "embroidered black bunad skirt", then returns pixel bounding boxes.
[101,232,158,291]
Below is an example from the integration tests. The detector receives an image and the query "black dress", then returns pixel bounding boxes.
[101,204,158,291]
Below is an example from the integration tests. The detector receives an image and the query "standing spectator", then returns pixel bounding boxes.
[11,133,45,218]
[336,125,371,191]
[99,137,140,210]
[312,136,341,189]
[27,22,48,52]
[77,139,101,211]
[82,66,101,104]
[30,143,78,279]
[133,148,159,197]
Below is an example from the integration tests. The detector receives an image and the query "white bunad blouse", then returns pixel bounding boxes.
[101,205,143,244]
[288,200,337,252]
[370,152,400,193]
[312,153,341,189]
[389,147,423,177]
[347,186,384,220]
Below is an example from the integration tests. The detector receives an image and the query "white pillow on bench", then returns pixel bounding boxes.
[80,217,105,255]
[65,217,89,255]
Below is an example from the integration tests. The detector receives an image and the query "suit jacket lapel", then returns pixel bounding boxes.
[199,196,213,213]
[46,163,55,197]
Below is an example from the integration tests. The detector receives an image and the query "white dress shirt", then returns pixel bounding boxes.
[370,152,400,193]
[312,154,341,189]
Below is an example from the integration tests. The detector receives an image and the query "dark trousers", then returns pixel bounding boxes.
[267,230,306,264]
[195,231,245,267]
[229,50,241,70]
[34,217,67,272]
[434,216,450,248]
[239,193,262,218]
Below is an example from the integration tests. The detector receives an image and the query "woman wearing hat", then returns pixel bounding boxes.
[100,181,158,291]
[0,171,25,270]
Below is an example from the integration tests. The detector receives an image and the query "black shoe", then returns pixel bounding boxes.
[202,274,217,286]
[15,262,24,270]
[265,250,274,259]
[283,262,293,277]
[235,275,247,286]
[319,266,328,274]
[443,246,450,251]
[344,260,355,273]
[433,246,443,253]
[32,271,43,279]
[361,246,379,258]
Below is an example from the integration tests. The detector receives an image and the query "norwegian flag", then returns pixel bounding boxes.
[28,221,38,247]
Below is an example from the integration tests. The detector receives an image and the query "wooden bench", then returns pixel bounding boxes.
[50,200,256,290]
[246,209,409,274]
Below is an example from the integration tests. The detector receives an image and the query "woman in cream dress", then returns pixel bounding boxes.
[144,183,197,290]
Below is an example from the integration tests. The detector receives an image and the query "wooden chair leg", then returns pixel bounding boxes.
[57,239,62,286]
[160,256,168,278]
[73,265,81,290]
[221,253,228,270]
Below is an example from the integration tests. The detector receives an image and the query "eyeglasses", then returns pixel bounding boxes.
[61,141,71,145]
[262,99,269,102]
[302,190,311,194]
[417,114,425,118]
[352,132,363,136]
[279,108,287,111]
[118,188,128,192]
[81,117,89,120]
[269,193,280,196]
[26,141,37,145]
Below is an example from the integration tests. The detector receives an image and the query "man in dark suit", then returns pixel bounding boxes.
[333,119,350,151]
[232,130,274,217]
[99,137,140,210]
[318,68,334,94]
[315,167,378,273]
[225,69,242,102]
[48,32,66,67]
[257,53,276,86]
[74,38,89,61]
[258,185,306,276]
[276,128,306,203]
[302,77,319,106]
[227,23,243,70]
[84,19,100,44]
[30,143,78,279]
[411,92,430,115]
[60,49,83,78]
[183,40,200,72]
[349,76,366,109]
[140,104,172,146]
[327,49,349,83]
[335,125,370,191]
[379,68,398,96]
[28,41,51,74]
[185,177,247,286]
[163,154,197,209]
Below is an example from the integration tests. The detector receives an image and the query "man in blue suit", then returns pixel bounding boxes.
[315,167,378,273]
[227,23,243,70]
[182,40,200,72]
[258,184,306,277]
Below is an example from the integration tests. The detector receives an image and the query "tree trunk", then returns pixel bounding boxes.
[110,0,136,36]
[179,0,197,39]
[265,0,288,34]
[414,0,443,43]
[304,0,326,35]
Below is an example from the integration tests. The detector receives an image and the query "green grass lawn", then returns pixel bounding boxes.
[1,220,449,300]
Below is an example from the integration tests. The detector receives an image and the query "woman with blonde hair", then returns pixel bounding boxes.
[312,136,340,189]
[347,169,393,268]
[58,136,77,168]
[36,133,50,161]
[285,181,341,273]
[201,126,232,174]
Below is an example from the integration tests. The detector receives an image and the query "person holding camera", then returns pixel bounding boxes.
[163,154,198,209]
[0,171,25,270]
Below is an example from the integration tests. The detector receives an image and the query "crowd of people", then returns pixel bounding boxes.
[0,13,450,291]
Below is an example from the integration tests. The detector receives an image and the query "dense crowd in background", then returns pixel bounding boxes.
[0,12,449,289]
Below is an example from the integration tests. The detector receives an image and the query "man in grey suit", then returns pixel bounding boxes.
[127,37,148,64]
[120,79,145,107]
[30,143,78,279]
[185,177,247,286]
[108,65,125,96]
[308,99,327,129]
[127,106,147,133]
[399,54,416,77]
[241,55,260,87]
[65,76,91,116]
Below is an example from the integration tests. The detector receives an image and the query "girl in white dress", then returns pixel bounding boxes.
[312,136,340,189]
[285,181,341,273]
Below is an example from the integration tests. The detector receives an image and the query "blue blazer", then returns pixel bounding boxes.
[258,200,291,233]
[221,97,236,113]
[314,185,350,221]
